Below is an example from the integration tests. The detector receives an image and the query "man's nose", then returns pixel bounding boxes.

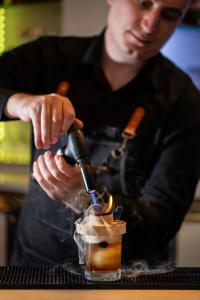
[141,8,161,35]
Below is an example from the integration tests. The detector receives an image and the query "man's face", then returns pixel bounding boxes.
[106,0,191,62]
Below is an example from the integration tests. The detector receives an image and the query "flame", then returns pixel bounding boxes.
[105,194,113,214]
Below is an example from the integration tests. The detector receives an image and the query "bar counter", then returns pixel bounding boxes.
[0,289,199,300]
[0,266,200,300]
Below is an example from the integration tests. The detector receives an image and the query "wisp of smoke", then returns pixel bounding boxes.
[121,260,176,279]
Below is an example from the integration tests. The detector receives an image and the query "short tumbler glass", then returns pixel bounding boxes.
[75,213,126,281]
[84,234,122,281]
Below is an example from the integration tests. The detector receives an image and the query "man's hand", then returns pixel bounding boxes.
[33,151,89,213]
[5,92,87,212]
[4,92,83,149]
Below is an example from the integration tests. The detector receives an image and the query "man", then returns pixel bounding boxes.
[0,0,199,266]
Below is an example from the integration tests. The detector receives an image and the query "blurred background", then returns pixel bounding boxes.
[0,0,200,267]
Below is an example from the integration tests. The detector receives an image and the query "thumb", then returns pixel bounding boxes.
[75,118,84,129]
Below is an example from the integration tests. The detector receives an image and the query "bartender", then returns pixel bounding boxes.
[0,0,200,266]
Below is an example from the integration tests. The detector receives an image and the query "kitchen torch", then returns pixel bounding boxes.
[57,122,97,204]
[55,81,97,205]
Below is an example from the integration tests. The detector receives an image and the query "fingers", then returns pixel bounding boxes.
[31,93,77,149]
[51,98,63,144]
[33,152,82,193]
[60,97,75,134]
[33,153,60,190]
[41,97,51,149]
[44,152,69,182]
[33,152,87,212]
[33,156,56,196]
[75,118,84,129]
[31,105,42,149]
[6,92,81,150]
[54,154,81,179]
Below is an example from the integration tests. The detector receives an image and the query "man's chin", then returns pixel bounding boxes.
[127,48,134,55]
[125,47,145,61]
[127,47,159,62]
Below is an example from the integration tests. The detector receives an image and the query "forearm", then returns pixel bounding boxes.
[4,92,31,120]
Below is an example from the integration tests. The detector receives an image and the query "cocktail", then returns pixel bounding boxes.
[75,209,126,281]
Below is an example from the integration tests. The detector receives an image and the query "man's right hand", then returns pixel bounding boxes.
[4,92,83,149]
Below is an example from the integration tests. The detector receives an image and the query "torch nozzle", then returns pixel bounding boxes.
[79,163,96,196]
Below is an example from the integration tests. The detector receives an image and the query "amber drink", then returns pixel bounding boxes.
[75,213,126,281]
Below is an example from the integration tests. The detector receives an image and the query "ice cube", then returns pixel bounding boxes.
[91,244,121,268]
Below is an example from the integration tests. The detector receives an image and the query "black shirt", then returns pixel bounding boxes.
[0,33,200,264]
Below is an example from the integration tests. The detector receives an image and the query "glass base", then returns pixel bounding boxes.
[85,269,121,281]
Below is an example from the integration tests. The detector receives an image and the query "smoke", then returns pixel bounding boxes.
[50,259,175,279]
[121,260,175,279]
[73,228,85,265]
[64,188,90,213]
[71,200,175,280]
[49,261,83,276]
[46,185,175,280]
